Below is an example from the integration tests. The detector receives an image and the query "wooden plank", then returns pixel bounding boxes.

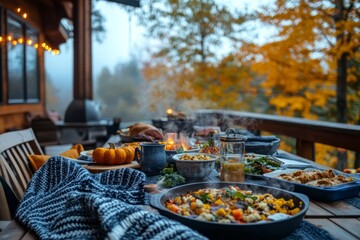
[0,221,10,232]
[83,161,140,173]
[305,202,334,217]
[330,218,360,239]
[306,219,358,240]
[312,200,360,217]
[195,110,360,152]
[21,231,37,240]
[0,221,26,240]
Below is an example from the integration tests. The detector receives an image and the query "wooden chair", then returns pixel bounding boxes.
[0,128,43,201]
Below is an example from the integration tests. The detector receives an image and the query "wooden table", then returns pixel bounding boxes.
[83,161,140,173]
[1,140,359,240]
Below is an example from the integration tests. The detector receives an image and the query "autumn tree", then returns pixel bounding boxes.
[136,0,254,112]
[246,0,360,123]
[238,0,359,168]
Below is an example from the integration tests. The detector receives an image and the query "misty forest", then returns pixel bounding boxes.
[46,0,359,168]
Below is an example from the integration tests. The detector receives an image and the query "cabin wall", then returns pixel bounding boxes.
[0,0,46,133]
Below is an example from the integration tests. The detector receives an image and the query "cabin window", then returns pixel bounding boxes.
[6,13,39,104]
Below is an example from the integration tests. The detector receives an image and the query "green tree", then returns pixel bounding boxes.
[137,0,253,112]
[137,0,247,66]
[95,59,148,122]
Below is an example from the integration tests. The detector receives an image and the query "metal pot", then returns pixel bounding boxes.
[150,182,309,240]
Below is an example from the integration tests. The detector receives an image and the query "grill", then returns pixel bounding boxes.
[64,99,101,122]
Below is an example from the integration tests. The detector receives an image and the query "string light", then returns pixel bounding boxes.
[0,35,60,55]
[2,7,61,55]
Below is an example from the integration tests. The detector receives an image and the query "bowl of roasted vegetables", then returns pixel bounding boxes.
[172,153,218,180]
[150,182,309,240]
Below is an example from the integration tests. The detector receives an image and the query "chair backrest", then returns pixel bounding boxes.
[0,128,43,200]
[0,176,19,220]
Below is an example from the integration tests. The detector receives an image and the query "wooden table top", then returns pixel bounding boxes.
[1,136,359,240]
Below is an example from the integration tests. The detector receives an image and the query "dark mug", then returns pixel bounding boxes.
[135,143,166,175]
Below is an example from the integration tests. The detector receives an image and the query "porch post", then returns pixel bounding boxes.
[72,0,92,100]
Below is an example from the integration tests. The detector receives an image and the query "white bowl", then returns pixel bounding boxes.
[172,153,218,180]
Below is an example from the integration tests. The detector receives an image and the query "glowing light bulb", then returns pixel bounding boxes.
[18,38,23,43]
[22,13,27,19]
[7,36,12,41]
[17,8,21,13]
[27,39,32,45]
[34,43,38,48]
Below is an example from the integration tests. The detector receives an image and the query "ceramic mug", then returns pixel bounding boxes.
[135,143,166,175]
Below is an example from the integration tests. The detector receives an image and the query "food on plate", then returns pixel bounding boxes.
[121,142,142,149]
[158,166,186,188]
[276,169,354,187]
[199,144,220,156]
[127,122,164,141]
[178,153,213,161]
[343,168,360,174]
[244,154,282,175]
[92,145,135,165]
[165,185,302,223]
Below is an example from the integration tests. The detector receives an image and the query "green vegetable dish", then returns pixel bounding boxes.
[244,154,282,175]
[159,165,186,187]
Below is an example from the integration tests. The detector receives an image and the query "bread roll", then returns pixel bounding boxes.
[128,123,163,141]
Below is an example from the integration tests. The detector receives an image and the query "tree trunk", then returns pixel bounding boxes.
[334,0,347,123]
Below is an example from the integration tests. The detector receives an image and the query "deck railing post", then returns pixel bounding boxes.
[296,139,314,161]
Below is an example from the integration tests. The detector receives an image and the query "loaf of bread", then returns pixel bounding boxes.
[128,123,164,141]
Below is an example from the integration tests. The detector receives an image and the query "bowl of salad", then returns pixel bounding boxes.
[244,153,283,178]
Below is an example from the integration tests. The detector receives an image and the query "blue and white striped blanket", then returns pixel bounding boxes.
[16,156,206,239]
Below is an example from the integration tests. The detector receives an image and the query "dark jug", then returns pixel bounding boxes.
[135,143,166,175]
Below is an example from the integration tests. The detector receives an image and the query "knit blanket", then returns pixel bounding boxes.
[15,156,206,240]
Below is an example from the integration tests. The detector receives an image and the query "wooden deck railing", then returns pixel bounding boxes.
[194,109,360,167]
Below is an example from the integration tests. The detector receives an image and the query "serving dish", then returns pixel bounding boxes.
[172,153,218,180]
[150,182,309,240]
[244,153,283,178]
[263,168,360,201]
[245,135,280,155]
[165,147,200,164]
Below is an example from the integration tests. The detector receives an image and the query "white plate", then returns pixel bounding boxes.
[274,157,312,168]
[62,157,92,165]
[80,150,93,157]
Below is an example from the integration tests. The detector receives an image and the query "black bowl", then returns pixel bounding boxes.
[245,135,280,155]
[150,182,308,240]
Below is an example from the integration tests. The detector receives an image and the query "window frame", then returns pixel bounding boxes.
[6,11,40,105]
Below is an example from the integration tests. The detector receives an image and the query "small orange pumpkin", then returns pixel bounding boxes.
[92,143,134,165]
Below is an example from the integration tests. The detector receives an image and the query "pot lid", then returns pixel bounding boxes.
[220,128,247,142]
